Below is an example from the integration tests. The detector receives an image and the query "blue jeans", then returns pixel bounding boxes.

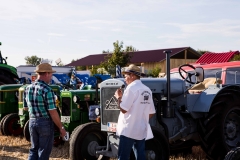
[28,118,54,160]
[118,135,145,160]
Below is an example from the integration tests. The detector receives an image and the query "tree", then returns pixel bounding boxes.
[125,45,137,52]
[230,54,240,61]
[24,55,41,66]
[100,40,134,76]
[102,50,110,53]
[147,66,161,77]
[70,59,86,70]
[197,49,210,55]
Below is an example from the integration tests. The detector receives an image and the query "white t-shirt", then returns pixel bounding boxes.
[116,80,156,140]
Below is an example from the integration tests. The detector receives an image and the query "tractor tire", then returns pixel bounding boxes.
[224,147,240,160]
[0,74,16,85]
[130,127,169,160]
[198,86,240,160]
[2,113,23,136]
[69,122,109,160]
[143,126,170,160]
[23,120,30,142]
[0,115,8,135]
[169,140,195,156]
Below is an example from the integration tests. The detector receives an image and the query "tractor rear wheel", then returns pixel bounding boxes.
[143,127,169,160]
[198,86,240,160]
[0,115,8,135]
[0,75,16,85]
[224,147,240,160]
[69,122,109,160]
[2,113,23,136]
[23,120,30,142]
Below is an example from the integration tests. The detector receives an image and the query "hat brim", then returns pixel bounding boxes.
[34,70,56,73]
[122,70,145,77]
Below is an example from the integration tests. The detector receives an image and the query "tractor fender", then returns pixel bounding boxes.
[189,85,240,113]
[0,66,19,79]
[188,85,221,113]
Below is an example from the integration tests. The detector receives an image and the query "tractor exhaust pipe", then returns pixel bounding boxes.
[163,50,174,118]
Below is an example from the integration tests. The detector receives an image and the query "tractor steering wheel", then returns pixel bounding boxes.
[178,64,197,84]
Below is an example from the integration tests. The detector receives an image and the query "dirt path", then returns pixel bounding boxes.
[0,135,207,160]
[0,135,68,160]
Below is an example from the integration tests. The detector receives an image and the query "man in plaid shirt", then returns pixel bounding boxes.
[24,63,66,160]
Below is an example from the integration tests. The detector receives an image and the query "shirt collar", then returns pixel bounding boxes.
[35,79,49,85]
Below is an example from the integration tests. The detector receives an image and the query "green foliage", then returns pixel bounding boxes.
[147,66,161,77]
[89,65,99,75]
[76,66,86,70]
[230,54,240,61]
[24,55,41,66]
[102,50,110,53]
[100,40,134,77]
[197,49,210,55]
[125,45,137,52]
[70,59,86,70]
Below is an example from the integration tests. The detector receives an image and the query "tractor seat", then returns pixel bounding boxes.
[188,77,217,94]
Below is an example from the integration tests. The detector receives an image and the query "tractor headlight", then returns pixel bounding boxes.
[95,108,100,116]
[55,95,58,101]
[73,95,81,104]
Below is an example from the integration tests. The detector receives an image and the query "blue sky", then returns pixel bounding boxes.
[1,0,240,67]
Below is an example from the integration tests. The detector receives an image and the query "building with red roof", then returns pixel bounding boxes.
[66,47,201,73]
[196,51,239,64]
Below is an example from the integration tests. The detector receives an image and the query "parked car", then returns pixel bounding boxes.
[170,61,240,85]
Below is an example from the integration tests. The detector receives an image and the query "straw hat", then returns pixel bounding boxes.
[122,64,145,77]
[34,63,56,73]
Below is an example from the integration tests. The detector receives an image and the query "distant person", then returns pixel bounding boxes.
[68,73,82,89]
[114,64,156,160]
[24,63,66,160]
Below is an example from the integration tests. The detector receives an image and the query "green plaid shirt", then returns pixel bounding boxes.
[24,79,56,118]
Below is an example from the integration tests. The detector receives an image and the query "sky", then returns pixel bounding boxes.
[1,0,240,67]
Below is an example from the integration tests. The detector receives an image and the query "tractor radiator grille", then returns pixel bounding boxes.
[101,87,120,125]
[62,97,71,116]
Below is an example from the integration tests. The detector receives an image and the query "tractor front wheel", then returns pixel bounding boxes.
[2,113,23,136]
[23,120,30,141]
[69,122,109,160]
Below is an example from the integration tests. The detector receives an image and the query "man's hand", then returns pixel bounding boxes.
[114,89,127,114]
[114,89,122,99]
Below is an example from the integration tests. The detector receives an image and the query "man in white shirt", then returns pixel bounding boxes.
[114,64,156,160]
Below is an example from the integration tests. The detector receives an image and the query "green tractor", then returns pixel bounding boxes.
[0,42,19,85]
[60,88,99,135]
[18,82,99,147]
[0,84,23,135]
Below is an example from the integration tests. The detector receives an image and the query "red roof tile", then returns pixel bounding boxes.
[196,51,239,64]
[66,47,201,66]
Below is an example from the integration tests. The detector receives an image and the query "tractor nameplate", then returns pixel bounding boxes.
[61,116,70,123]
